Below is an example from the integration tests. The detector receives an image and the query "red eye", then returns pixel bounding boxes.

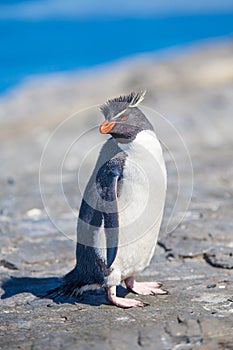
[121,115,127,121]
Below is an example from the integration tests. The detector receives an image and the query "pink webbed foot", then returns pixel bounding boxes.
[107,286,147,308]
[125,277,168,296]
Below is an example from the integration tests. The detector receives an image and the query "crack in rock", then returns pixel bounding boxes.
[204,248,233,269]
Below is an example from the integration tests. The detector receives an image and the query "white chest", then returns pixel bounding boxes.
[117,130,166,229]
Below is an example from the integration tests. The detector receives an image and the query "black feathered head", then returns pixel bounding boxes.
[99,91,153,142]
[100,91,146,120]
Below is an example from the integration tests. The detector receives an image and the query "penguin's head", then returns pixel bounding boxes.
[99,91,153,143]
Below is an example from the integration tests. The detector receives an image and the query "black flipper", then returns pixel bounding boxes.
[44,141,126,299]
[96,156,125,269]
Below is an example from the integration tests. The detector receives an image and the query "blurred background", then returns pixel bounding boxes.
[0,0,233,94]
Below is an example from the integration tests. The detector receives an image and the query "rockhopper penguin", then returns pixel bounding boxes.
[49,91,167,308]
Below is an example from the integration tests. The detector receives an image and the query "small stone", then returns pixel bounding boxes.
[207,283,217,289]
[177,315,185,323]
[26,208,43,219]
[7,177,15,185]
[0,259,18,270]
[166,252,175,261]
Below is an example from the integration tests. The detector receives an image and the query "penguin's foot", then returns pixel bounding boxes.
[107,286,146,308]
[125,277,168,296]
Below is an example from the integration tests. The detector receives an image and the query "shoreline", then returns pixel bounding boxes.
[1,11,233,93]
[0,36,232,100]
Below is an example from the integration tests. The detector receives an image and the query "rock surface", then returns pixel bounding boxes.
[0,40,233,349]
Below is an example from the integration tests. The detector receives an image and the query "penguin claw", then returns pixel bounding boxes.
[142,301,150,307]
[108,296,146,308]
[125,278,168,296]
[107,286,147,308]
[134,285,168,296]
[151,288,168,295]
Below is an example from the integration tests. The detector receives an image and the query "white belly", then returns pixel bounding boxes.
[107,130,167,285]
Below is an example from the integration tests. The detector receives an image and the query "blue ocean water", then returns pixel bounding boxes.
[0,13,233,94]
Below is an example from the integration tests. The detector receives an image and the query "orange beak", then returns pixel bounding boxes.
[99,120,116,134]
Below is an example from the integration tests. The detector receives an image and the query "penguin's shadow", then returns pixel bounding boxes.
[0,276,129,307]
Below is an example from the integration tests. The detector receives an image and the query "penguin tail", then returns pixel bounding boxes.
[43,268,101,301]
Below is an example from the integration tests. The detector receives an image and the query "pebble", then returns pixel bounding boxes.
[26,208,43,219]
